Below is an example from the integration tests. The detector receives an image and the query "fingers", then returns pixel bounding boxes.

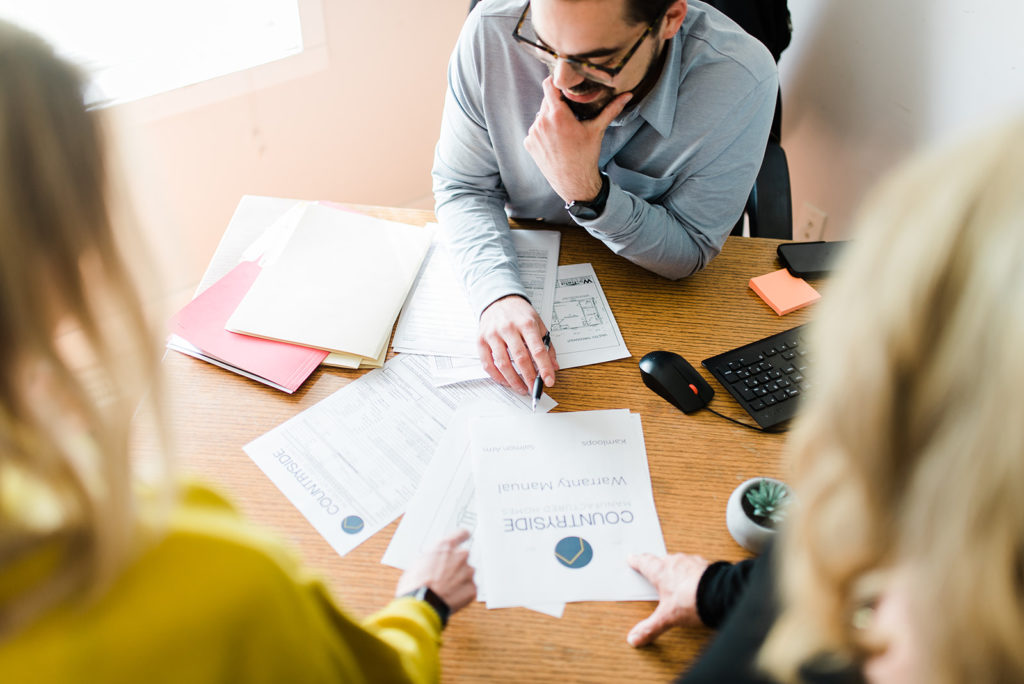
[478,337,510,389]
[594,91,633,128]
[439,528,471,548]
[478,296,556,393]
[628,553,673,589]
[627,605,676,648]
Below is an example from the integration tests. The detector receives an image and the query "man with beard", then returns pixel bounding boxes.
[432,0,777,394]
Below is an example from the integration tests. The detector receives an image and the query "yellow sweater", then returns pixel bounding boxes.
[0,484,442,683]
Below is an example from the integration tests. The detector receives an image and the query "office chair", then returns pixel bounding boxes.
[466,0,793,239]
[704,0,793,240]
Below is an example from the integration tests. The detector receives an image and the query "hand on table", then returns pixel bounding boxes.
[626,552,711,647]
[478,295,558,394]
[395,529,476,614]
[523,77,631,204]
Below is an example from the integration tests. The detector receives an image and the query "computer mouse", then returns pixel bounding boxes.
[638,350,714,414]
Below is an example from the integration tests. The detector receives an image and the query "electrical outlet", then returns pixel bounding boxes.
[796,203,827,241]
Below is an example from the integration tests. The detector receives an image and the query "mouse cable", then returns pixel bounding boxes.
[703,406,788,434]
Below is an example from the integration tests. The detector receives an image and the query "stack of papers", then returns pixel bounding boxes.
[242,354,557,558]
[384,407,665,615]
[470,409,665,608]
[393,230,630,381]
[168,261,328,393]
[227,204,431,362]
[168,201,431,391]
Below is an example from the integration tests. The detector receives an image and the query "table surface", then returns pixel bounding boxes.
[136,204,814,682]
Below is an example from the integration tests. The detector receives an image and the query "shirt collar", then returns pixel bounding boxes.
[611,32,684,138]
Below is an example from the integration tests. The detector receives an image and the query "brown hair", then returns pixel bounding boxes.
[0,20,171,636]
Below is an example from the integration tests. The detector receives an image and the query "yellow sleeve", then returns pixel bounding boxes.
[0,482,447,684]
[176,483,445,684]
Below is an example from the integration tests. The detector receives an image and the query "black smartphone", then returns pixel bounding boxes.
[776,241,848,278]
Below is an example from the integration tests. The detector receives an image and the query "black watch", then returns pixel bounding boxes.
[401,586,450,628]
[565,172,610,221]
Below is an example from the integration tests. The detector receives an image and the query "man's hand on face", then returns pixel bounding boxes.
[478,294,558,394]
[523,76,632,205]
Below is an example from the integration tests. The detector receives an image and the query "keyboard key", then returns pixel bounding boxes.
[777,378,791,388]
[728,361,741,371]
[776,343,788,351]
[758,373,772,383]
[764,347,777,356]
[769,369,783,379]
[745,378,759,388]
[773,390,789,402]
[792,374,804,384]
[786,388,800,398]
[754,386,769,397]
[752,400,767,411]
[736,369,751,379]
[782,350,796,360]
[783,365,796,374]
[740,388,757,401]
[764,381,779,393]
[764,394,778,405]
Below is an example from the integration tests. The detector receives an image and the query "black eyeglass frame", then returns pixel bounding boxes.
[511,1,671,84]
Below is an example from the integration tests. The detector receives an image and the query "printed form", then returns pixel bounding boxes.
[243,354,556,558]
[383,403,565,617]
[391,228,560,359]
[471,410,665,607]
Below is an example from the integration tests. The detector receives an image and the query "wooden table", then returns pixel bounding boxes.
[137,204,813,682]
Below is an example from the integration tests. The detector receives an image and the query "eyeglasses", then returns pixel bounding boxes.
[512,1,669,86]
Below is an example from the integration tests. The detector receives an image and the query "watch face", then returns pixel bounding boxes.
[567,203,599,221]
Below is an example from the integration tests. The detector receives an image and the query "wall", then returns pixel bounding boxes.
[117,1,469,307]
[779,0,1024,240]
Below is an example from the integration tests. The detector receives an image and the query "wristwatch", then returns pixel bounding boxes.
[401,586,450,628]
[565,172,610,221]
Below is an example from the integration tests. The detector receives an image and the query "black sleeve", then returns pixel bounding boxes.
[695,557,760,629]
[683,546,780,683]
[682,544,865,684]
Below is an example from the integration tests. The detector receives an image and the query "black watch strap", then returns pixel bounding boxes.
[565,172,610,221]
[401,586,450,628]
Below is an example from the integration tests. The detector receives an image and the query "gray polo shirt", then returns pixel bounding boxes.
[432,0,778,317]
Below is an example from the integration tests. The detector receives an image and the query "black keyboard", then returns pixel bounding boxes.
[702,325,810,429]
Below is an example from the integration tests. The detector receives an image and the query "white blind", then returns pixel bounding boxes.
[0,0,303,106]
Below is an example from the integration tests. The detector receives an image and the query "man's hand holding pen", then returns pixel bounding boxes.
[478,294,557,395]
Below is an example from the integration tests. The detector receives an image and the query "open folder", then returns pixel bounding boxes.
[226,204,431,361]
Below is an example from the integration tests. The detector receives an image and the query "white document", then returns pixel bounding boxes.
[549,263,630,368]
[471,410,665,607]
[391,228,560,358]
[228,204,431,360]
[424,263,629,386]
[382,403,566,618]
[243,354,556,558]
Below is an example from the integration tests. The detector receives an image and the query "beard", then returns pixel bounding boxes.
[555,40,668,121]
[559,79,616,121]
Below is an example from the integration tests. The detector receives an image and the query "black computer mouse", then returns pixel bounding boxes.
[638,350,714,414]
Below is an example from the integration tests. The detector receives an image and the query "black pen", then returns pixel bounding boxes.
[531,332,551,413]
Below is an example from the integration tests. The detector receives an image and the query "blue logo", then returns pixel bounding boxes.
[554,536,593,569]
[341,515,364,534]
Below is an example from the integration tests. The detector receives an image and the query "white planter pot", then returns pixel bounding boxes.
[726,477,787,553]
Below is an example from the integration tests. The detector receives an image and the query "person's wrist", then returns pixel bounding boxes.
[401,585,451,629]
[565,172,610,221]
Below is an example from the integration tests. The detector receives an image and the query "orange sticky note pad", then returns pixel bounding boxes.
[749,269,821,316]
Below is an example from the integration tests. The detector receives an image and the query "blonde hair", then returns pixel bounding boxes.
[759,116,1024,682]
[0,21,170,635]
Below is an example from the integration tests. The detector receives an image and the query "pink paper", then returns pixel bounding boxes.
[170,261,327,392]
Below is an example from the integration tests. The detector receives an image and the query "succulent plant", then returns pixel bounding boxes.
[745,479,789,526]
